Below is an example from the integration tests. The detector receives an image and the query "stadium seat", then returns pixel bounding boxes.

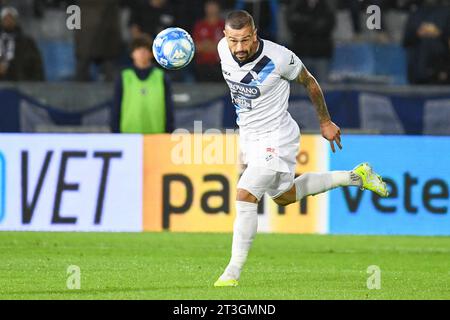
[329,43,376,83]
[37,40,76,82]
[373,44,407,85]
[330,43,407,85]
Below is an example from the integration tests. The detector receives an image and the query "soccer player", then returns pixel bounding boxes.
[214,10,389,287]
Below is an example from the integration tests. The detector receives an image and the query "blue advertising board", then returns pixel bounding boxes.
[0,152,4,223]
[329,135,450,235]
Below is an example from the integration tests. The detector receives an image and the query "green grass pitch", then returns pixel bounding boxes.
[0,232,449,300]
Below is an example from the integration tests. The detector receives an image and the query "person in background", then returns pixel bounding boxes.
[129,0,176,40]
[75,0,121,82]
[286,0,335,83]
[403,0,450,84]
[112,36,175,134]
[172,0,204,34]
[0,6,44,81]
[193,0,225,82]
[33,0,72,18]
[235,0,278,41]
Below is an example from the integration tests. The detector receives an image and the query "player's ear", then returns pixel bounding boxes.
[253,28,258,41]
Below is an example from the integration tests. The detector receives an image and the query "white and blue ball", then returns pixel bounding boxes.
[152,27,195,70]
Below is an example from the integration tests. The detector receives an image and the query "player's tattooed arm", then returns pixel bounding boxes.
[296,67,331,124]
[297,67,343,152]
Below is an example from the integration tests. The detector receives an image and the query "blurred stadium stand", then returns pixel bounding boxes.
[1,82,449,135]
[0,0,448,133]
[329,43,407,85]
[0,1,420,83]
[33,6,75,81]
[37,40,75,81]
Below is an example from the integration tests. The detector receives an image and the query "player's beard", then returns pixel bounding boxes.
[233,51,250,62]
[233,41,259,62]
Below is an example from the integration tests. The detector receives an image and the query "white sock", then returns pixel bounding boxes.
[220,201,258,281]
[295,171,361,201]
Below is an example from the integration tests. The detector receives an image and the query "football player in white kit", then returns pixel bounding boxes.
[214,10,389,287]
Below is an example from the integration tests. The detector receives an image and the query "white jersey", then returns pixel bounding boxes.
[218,37,303,134]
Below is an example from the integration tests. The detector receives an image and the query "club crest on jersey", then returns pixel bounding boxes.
[226,80,261,99]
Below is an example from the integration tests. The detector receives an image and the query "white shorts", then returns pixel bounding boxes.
[238,116,300,200]
[237,166,295,201]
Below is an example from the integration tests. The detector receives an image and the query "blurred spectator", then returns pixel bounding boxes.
[236,0,278,41]
[219,0,236,10]
[286,0,335,83]
[403,0,450,84]
[112,36,174,134]
[0,6,44,81]
[129,0,176,40]
[33,0,71,18]
[172,0,204,33]
[193,0,225,82]
[75,0,121,82]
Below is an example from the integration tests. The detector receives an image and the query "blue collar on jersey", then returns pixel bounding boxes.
[232,38,264,68]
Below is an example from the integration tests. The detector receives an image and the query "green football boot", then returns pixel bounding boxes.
[214,278,239,287]
[353,163,389,197]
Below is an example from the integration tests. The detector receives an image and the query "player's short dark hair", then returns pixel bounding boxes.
[205,0,220,6]
[130,36,153,53]
[225,10,255,30]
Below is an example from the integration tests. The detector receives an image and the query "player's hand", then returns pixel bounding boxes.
[320,120,342,153]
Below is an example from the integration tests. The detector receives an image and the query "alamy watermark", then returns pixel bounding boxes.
[64,3,381,32]
[366,265,381,290]
[171,122,240,165]
[366,5,381,30]
[66,5,81,30]
[66,265,81,290]
[170,121,286,166]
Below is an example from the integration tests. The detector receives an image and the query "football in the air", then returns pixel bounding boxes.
[152,27,195,70]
